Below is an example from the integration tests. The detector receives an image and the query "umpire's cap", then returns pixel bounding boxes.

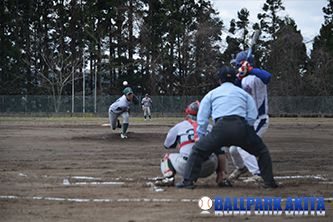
[216,66,236,83]
[123,87,133,95]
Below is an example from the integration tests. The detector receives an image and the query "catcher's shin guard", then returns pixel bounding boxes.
[161,154,176,178]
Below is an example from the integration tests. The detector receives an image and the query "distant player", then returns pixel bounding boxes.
[155,101,232,187]
[229,51,271,182]
[108,87,138,139]
[141,94,152,121]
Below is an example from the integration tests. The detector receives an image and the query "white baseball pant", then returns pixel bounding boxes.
[161,153,218,178]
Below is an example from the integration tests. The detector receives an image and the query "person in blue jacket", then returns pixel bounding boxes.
[176,66,278,189]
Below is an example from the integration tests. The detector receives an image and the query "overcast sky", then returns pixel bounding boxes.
[211,0,328,53]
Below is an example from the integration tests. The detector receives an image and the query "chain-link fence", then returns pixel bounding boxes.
[0,95,332,117]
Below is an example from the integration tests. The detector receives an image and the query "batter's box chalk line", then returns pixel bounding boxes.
[239,174,330,181]
[1,195,333,204]
[62,176,133,185]
[146,182,164,192]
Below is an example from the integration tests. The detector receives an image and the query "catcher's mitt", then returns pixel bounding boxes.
[218,178,233,187]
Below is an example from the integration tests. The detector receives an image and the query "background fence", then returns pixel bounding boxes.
[0,95,332,117]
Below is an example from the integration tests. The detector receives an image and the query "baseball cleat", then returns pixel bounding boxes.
[120,133,127,139]
[243,174,263,183]
[176,179,194,189]
[155,177,175,187]
[229,167,248,180]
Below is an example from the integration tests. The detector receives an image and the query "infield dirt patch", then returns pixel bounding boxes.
[0,118,332,221]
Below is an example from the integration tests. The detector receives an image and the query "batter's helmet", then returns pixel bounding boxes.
[185,101,200,121]
[231,51,254,69]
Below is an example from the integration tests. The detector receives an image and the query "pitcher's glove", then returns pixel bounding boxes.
[132,94,139,105]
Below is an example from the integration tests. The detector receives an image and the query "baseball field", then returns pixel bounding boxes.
[0,117,332,221]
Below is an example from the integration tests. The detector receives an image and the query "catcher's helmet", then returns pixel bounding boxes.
[185,101,200,121]
[231,51,254,69]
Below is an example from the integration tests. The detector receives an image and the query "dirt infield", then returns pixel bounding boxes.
[0,117,332,221]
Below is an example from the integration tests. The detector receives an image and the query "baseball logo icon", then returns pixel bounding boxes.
[198,196,212,210]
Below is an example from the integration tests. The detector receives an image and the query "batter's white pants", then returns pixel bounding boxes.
[229,114,269,175]
[108,106,130,130]
[161,153,218,178]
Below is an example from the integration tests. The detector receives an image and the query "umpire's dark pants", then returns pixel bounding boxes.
[184,115,276,186]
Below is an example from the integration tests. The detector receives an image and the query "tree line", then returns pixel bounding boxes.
[1,0,332,102]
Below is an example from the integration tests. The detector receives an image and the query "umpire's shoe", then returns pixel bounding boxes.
[262,181,279,190]
[176,179,194,189]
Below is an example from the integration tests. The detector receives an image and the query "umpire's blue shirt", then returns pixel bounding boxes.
[197,82,258,139]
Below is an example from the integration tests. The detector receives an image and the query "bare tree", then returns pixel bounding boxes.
[24,52,81,112]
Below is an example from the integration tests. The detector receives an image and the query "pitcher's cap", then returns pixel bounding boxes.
[123,87,133,95]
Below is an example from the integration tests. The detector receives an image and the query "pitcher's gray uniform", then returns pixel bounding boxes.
[108,87,134,139]
[108,94,131,129]
[141,94,152,121]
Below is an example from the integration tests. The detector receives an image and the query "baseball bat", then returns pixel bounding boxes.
[246,29,260,61]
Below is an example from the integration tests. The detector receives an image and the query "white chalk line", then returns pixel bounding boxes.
[239,175,330,181]
[1,195,333,203]
[62,176,131,186]
[4,173,333,190]
[0,195,197,203]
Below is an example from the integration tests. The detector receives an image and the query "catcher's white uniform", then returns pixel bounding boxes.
[161,119,226,178]
[231,69,270,175]
[108,95,131,129]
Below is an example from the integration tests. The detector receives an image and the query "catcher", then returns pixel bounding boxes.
[155,101,232,187]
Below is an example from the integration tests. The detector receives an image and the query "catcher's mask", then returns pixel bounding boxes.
[184,100,200,121]
[231,51,254,69]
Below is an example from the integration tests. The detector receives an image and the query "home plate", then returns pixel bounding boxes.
[101,123,110,126]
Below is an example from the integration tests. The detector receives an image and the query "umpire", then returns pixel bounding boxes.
[176,66,278,189]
